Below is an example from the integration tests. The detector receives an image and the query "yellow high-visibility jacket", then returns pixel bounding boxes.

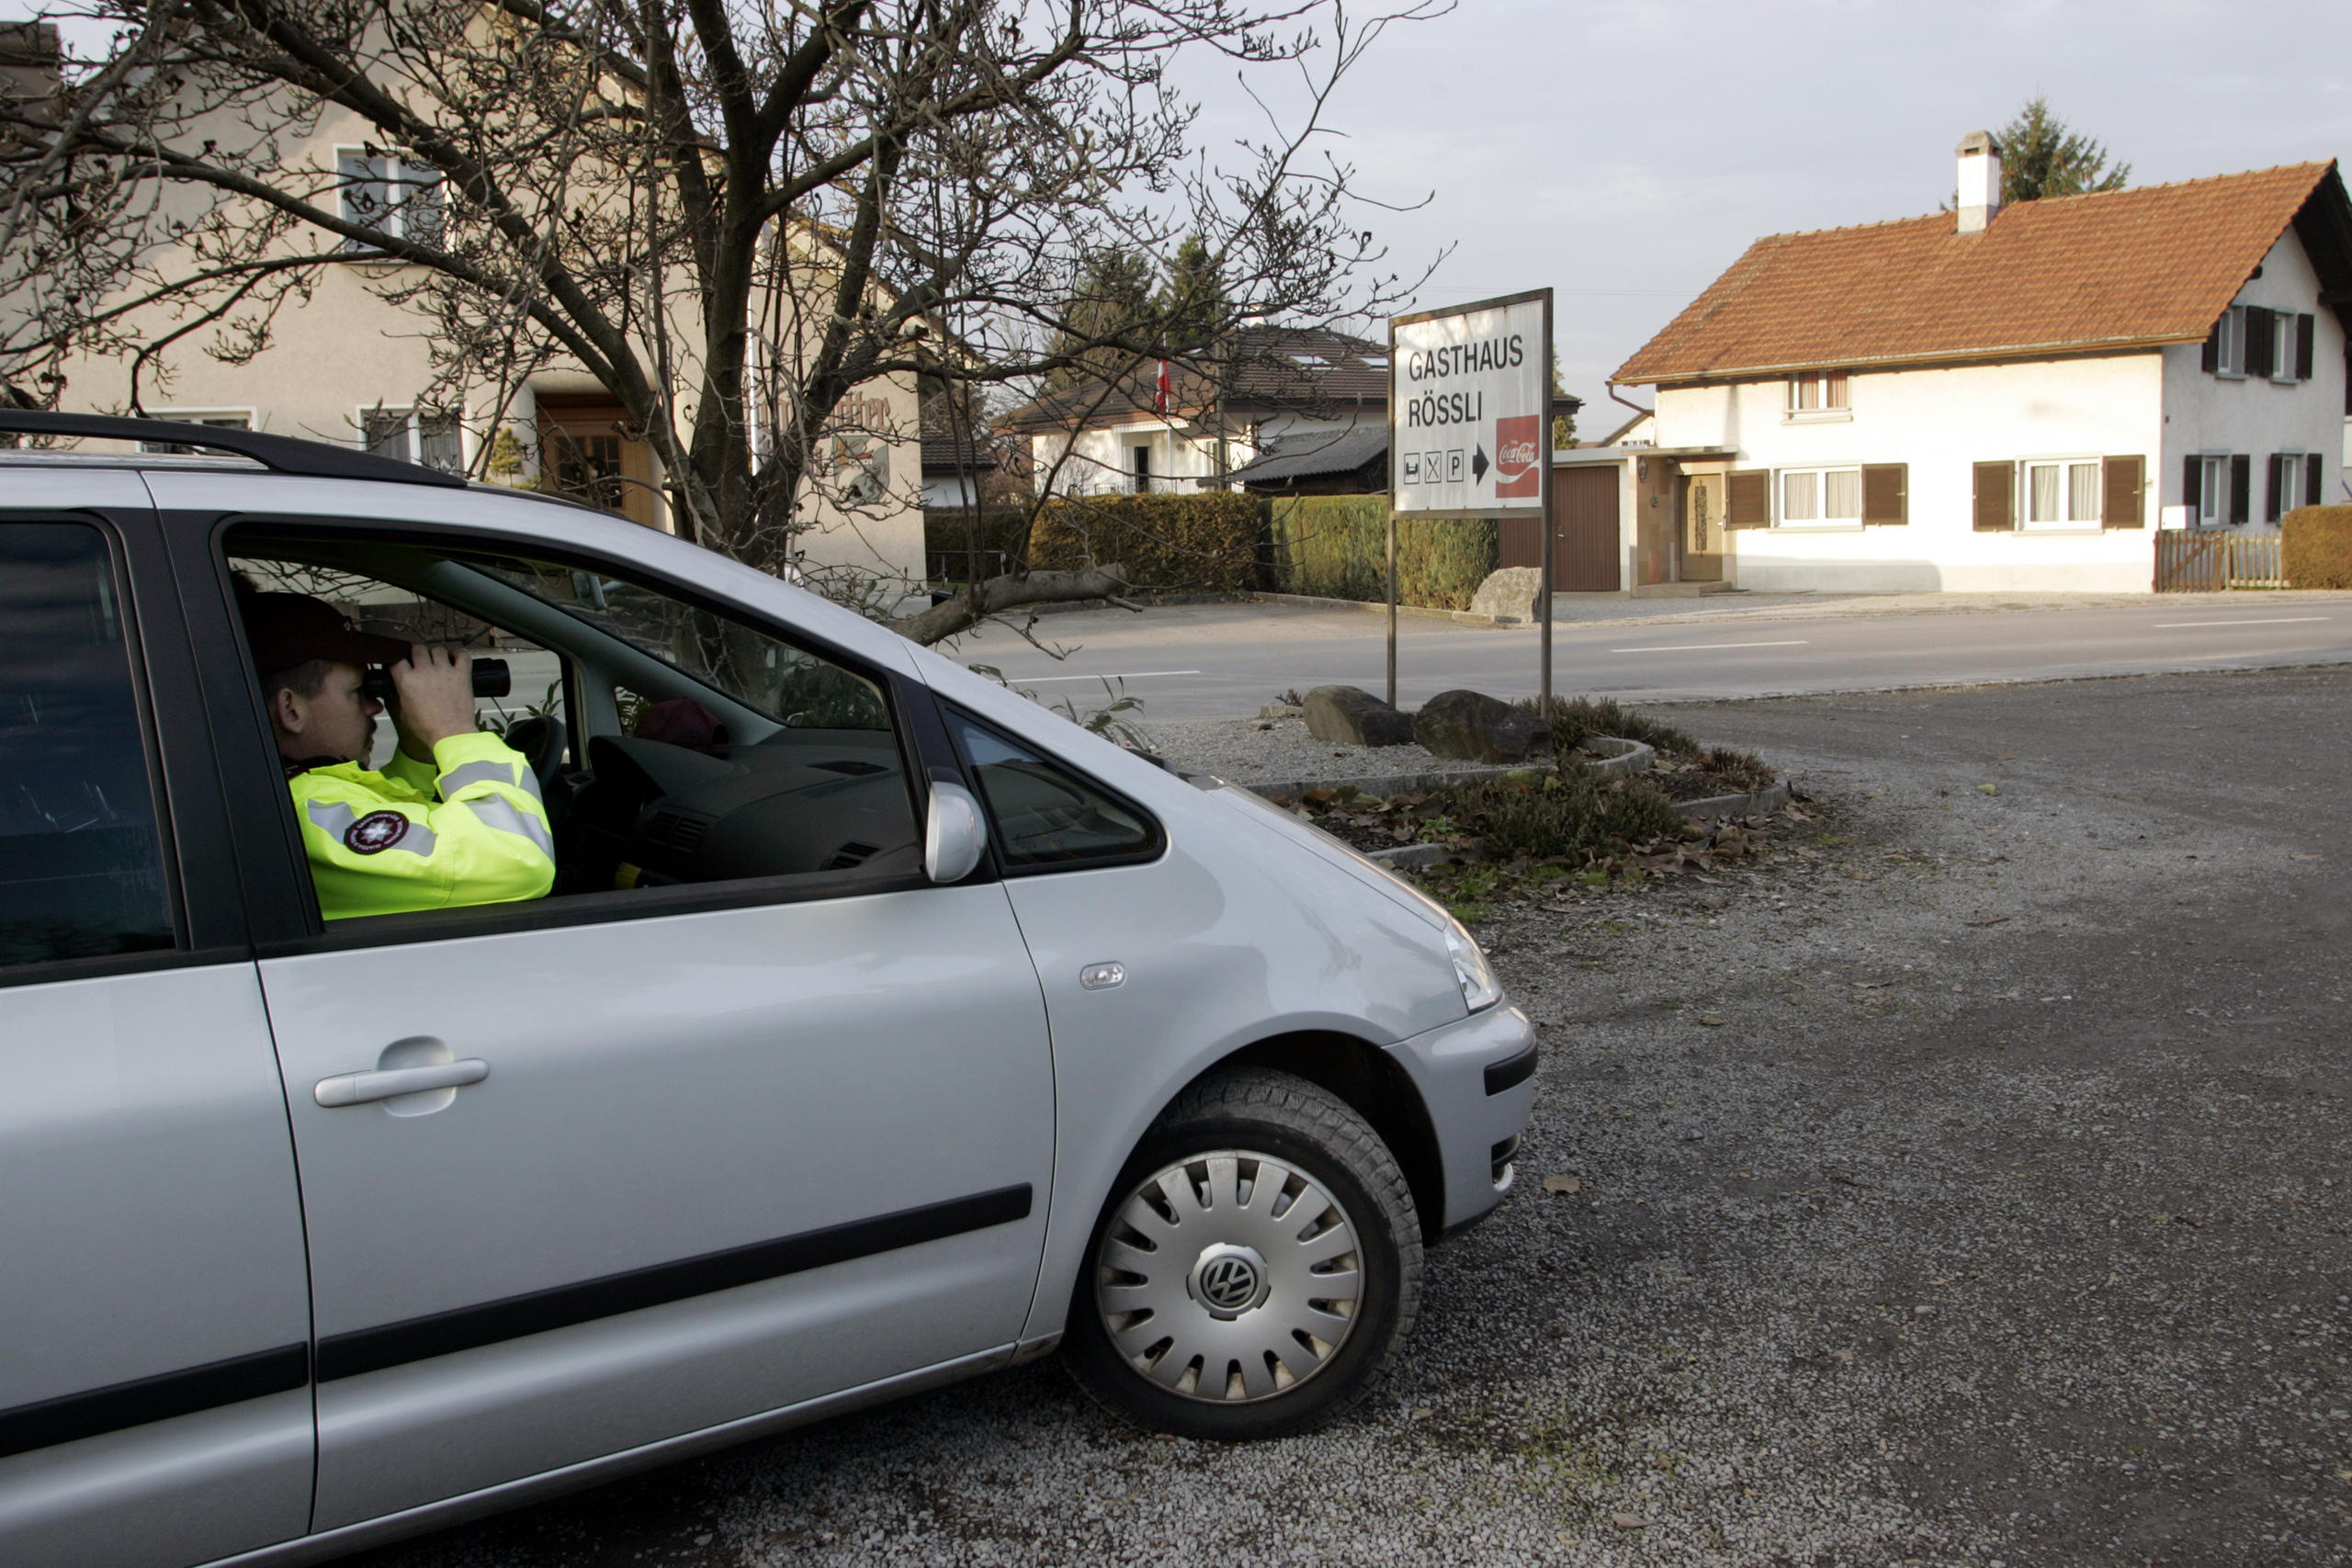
[289,731,555,919]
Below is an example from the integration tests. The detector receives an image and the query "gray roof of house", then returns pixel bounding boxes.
[1225,424,1389,485]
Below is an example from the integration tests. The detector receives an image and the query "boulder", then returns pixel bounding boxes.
[1412,688,1553,763]
[1468,566,1547,624]
[1304,684,1416,748]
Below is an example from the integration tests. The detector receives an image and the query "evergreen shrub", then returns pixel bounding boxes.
[1269,495,1498,611]
[1025,491,1266,592]
[2282,505,2352,590]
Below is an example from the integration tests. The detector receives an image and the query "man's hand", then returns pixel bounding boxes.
[389,645,478,761]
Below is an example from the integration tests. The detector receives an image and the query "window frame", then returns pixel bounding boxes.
[2194,454,2229,527]
[1782,370,1851,423]
[358,406,466,474]
[2213,306,2247,378]
[2268,451,2310,520]
[202,515,977,956]
[1773,465,1865,529]
[333,146,446,249]
[2018,457,2104,532]
[941,705,1166,878]
[2269,313,2302,385]
[0,509,217,989]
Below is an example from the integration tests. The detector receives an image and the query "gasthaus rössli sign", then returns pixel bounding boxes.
[1389,289,1551,518]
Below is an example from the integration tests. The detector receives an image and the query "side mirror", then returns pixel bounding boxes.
[924,780,987,884]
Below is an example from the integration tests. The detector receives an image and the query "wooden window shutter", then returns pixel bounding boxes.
[2245,307,2274,378]
[2183,454,2200,515]
[2229,454,2251,524]
[1725,468,1770,527]
[2101,455,2144,528]
[1972,461,2013,531]
[2264,454,2282,523]
[2201,319,2222,373]
[1861,463,1906,525]
[2296,313,2316,381]
[2309,454,2325,510]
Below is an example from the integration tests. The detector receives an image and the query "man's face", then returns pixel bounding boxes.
[275,660,382,763]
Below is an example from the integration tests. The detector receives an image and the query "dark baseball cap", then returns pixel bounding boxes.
[243,592,413,678]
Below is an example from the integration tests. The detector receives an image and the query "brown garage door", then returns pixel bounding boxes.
[1498,466,1620,592]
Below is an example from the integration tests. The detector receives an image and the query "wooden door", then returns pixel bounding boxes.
[1682,471,1724,581]
[537,400,660,529]
[1550,465,1621,592]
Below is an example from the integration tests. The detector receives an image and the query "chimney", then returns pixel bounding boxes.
[1956,130,2003,235]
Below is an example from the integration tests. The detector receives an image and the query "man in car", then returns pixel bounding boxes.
[243,591,555,919]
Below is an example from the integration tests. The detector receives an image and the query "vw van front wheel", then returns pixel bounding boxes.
[1063,1068,1423,1439]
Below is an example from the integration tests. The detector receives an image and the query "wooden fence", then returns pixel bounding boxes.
[2154,532,2289,592]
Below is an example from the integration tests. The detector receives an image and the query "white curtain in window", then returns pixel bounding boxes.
[1781,470,1819,521]
[1823,468,1862,520]
[2029,463,2062,524]
[2067,463,2100,522]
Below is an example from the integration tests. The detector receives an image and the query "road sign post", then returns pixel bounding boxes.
[1389,288,1555,713]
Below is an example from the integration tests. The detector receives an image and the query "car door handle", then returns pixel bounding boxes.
[313,1058,491,1108]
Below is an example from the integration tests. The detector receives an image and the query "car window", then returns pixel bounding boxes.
[946,711,1157,871]
[0,523,175,966]
[229,534,922,919]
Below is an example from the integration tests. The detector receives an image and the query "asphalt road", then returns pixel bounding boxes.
[949,593,2352,722]
[352,664,2352,1567]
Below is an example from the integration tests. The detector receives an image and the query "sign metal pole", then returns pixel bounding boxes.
[1385,312,1399,707]
[1539,288,1555,718]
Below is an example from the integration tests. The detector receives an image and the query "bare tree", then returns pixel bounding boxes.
[0,0,1438,641]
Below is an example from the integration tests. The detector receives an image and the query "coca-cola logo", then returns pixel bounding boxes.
[1493,414,1539,498]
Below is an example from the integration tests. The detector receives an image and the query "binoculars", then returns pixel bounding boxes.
[361,657,511,702]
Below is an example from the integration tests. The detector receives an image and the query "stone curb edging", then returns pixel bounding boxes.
[1239,738,1656,804]
[1248,591,1515,627]
[1223,737,1790,869]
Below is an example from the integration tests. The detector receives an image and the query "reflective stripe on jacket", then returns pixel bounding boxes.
[290,731,556,919]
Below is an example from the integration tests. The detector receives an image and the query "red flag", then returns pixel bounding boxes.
[1154,359,1170,416]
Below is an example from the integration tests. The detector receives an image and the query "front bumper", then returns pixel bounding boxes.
[1385,1000,1536,1236]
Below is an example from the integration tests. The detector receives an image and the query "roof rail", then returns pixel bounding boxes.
[0,410,469,489]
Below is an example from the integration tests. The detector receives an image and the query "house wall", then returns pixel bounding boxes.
[46,100,925,593]
[1028,405,1380,497]
[2156,231,2346,525]
[1655,355,2165,592]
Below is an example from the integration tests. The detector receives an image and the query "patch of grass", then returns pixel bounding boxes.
[1517,694,1698,756]
[1435,759,1680,862]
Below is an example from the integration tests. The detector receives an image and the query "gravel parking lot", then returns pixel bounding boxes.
[356,666,2352,1568]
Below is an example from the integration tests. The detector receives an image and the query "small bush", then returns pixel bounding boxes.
[1028,491,1266,592]
[1268,495,1499,610]
[2282,504,2352,589]
[1428,760,1679,863]
[1518,694,1698,756]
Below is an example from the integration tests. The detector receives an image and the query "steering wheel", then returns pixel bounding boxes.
[502,715,569,795]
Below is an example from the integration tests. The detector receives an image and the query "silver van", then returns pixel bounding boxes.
[0,412,1534,1567]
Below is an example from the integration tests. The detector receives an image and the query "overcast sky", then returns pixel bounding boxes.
[1192,0,2352,435]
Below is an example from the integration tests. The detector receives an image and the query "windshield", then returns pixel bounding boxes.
[466,557,888,730]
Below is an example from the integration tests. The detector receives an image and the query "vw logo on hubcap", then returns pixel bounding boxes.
[1187,1243,1270,1317]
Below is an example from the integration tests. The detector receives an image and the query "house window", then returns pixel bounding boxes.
[337,149,446,248]
[138,411,250,455]
[2188,455,2230,526]
[1785,371,1850,416]
[1778,466,1862,526]
[2267,452,2313,520]
[363,408,464,473]
[2207,309,2245,378]
[1131,444,1151,494]
[2021,459,2102,529]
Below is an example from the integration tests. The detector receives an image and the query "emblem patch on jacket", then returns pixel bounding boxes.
[345,810,410,855]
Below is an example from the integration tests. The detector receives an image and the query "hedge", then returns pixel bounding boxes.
[922,505,1037,581]
[2282,504,2352,590]
[1026,491,1266,593]
[1268,494,1499,611]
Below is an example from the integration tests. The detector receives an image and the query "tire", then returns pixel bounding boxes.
[1062,1067,1423,1440]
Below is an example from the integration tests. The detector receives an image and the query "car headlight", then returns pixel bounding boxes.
[1444,919,1502,1013]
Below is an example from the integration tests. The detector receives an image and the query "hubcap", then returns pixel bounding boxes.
[1094,1151,1363,1404]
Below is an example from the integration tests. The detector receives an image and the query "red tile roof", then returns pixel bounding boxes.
[1613,161,2347,385]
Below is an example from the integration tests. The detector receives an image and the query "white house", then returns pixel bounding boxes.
[1003,326,1392,496]
[1603,138,2352,594]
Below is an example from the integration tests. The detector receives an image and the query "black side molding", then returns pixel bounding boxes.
[318,1184,1034,1382]
[0,1343,309,1461]
[1483,1039,1539,1096]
